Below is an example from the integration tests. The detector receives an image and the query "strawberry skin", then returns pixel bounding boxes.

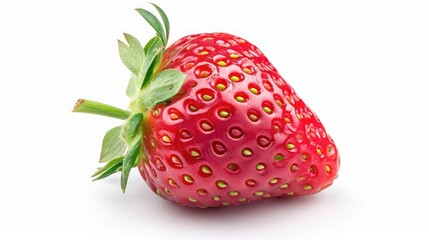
[73,5,339,208]
[139,33,340,207]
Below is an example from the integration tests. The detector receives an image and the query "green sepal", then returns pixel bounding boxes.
[74,4,187,193]
[144,36,158,54]
[122,113,143,147]
[124,113,143,138]
[137,69,187,111]
[118,33,145,76]
[121,139,142,193]
[149,3,170,42]
[99,126,127,163]
[141,36,164,88]
[92,156,124,181]
[135,8,167,46]
[126,75,139,98]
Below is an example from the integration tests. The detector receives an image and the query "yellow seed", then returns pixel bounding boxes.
[256,164,265,171]
[201,122,212,131]
[238,197,247,202]
[183,175,194,184]
[153,109,160,116]
[284,117,291,123]
[216,83,226,91]
[297,176,307,181]
[274,154,285,162]
[254,191,264,196]
[263,106,272,114]
[286,192,294,196]
[290,164,299,171]
[199,51,209,55]
[263,83,271,91]
[189,105,198,112]
[249,87,259,95]
[191,150,201,157]
[230,76,240,82]
[316,148,323,156]
[217,61,227,66]
[218,110,229,118]
[165,188,172,194]
[296,113,302,120]
[213,195,221,201]
[275,100,283,107]
[263,193,271,198]
[162,135,172,143]
[188,197,198,203]
[197,189,207,195]
[286,143,295,150]
[222,202,230,206]
[216,180,228,188]
[156,189,161,195]
[229,191,239,196]
[302,154,309,160]
[246,179,256,186]
[170,113,179,120]
[201,165,212,174]
[304,185,313,190]
[242,148,252,156]
[185,62,195,69]
[279,183,289,189]
[270,178,279,184]
[243,67,252,74]
[248,114,258,121]
[235,96,245,102]
[230,53,239,58]
[199,71,210,78]
[325,165,331,173]
[202,94,213,101]
[168,179,177,187]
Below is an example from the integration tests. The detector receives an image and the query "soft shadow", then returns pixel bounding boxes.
[159,195,321,222]
[94,175,347,225]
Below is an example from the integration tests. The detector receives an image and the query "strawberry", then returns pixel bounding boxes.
[73,4,340,208]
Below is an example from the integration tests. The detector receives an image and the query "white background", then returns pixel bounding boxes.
[1,0,428,239]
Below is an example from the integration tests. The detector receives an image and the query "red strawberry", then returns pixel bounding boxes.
[73,4,339,208]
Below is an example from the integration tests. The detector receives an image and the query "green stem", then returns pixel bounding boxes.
[73,99,130,120]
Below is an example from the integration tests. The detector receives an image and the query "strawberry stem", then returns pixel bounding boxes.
[73,99,130,120]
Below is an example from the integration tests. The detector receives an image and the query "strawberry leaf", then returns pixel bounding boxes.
[139,69,187,110]
[121,139,142,192]
[118,33,144,76]
[100,126,127,163]
[92,156,124,181]
[135,8,166,46]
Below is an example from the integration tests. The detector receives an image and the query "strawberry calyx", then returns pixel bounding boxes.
[73,4,185,192]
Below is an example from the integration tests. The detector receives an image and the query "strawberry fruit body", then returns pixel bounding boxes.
[73,4,340,208]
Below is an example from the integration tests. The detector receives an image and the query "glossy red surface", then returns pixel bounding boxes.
[139,33,340,207]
